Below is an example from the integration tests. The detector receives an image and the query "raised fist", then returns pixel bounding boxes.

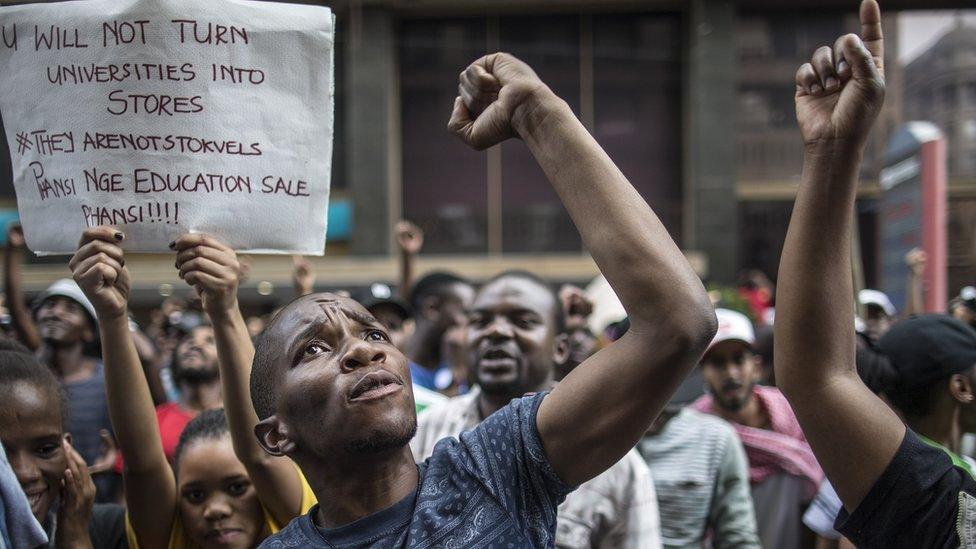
[395,220,424,255]
[69,227,130,320]
[905,247,927,276]
[795,0,885,148]
[292,255,315,296]
[173,234,241,316]
[448,52,556,150]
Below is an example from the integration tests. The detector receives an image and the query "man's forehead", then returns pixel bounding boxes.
[269,293,375,336]
[475,277,554,312]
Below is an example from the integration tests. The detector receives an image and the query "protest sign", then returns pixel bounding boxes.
[0,0,335,254]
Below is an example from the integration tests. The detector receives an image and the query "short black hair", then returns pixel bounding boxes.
[886,379,943,420]
[250,328,278,421]
[173,408,230,473]
[483,270,565,334]
[409,271,471,312]
[0,338,68,428]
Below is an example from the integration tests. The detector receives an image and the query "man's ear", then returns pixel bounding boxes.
[254,415,297,457]
[553,332,570,366]
[949,374,975,406]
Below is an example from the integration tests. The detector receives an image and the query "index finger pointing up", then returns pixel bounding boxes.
[859,0,884,76]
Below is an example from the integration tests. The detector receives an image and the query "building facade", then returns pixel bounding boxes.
[0,0,972,314]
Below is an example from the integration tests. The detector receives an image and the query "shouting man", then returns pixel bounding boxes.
[248,53,715,546]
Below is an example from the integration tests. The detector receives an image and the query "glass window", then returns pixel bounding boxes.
[400,18,489,253]
[499,15,581,253]
[593,14,683,243]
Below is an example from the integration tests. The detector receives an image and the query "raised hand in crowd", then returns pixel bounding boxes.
[4,223,41,350]
[173,234,312,528]
[450,52,716,486]
[905,247,927,315]
[772,2,952,546]
[69,227,177,545]
[292,255,315,296]
[395,220,423,301]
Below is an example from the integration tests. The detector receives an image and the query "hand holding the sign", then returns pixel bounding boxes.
[794,0,884,148]
[448,52,562,150]
[172,235,241,317]
[70,227,130,321]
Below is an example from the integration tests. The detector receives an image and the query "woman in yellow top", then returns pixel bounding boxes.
[70,226,315,548]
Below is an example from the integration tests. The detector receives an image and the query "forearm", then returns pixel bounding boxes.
[775,142,904,510]
[399,250,415,302]
[905,272,923,315]
[4,247,40,350]
[100,313,176,544]
[775,143,862,392]
[517,95,711,334]
[209,304,262,462]
[100,315,167,472]
[209,303,303,522]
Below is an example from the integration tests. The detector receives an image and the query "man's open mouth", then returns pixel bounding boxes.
[349,370,403,402]
[478,347,519,372]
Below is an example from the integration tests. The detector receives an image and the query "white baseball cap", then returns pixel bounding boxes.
[708,308,755,352]
[858,289,896,317]
[36,278,98,326]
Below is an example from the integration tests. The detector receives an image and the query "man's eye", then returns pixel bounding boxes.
[304,342,329,356]
[366,330,389,342]
[515,317,536,329]
[469,315,488,328]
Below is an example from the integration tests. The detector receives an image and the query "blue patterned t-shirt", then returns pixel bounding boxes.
[258,392,573,548]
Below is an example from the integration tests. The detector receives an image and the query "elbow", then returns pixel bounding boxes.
[679,297,718,358]
[634,290,717,361]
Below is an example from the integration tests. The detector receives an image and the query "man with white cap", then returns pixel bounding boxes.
[34,279,116,501]
[691,308,822,549]
[857,289,896,342]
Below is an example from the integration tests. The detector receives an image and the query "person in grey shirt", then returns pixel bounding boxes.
[412,271,663,548]
[639,370,760,549]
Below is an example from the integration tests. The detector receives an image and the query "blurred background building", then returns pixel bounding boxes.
[1,0,974,316]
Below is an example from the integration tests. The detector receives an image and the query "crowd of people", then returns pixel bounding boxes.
[1,1,975,547]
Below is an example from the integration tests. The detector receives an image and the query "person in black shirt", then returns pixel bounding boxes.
[775,1,976,547]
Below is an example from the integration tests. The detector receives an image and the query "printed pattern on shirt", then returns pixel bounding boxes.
[259,392,572,548]
[413,387,662,549]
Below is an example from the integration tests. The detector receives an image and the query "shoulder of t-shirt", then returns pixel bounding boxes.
[837,428,976,546]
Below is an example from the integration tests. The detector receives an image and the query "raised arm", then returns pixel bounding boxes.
[395,220,423,301]
[904,247,926,316]
[174,235,305,525]
[449,54,715,486]
[4,224,41,351]
[774,0,904,511]
[70,227,175,547]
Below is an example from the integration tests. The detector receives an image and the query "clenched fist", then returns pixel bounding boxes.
[69,227,130,321]
[448,53,559,150]
[795,0,885,148]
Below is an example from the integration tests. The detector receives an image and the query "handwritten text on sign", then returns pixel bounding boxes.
[0,0,334,254]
